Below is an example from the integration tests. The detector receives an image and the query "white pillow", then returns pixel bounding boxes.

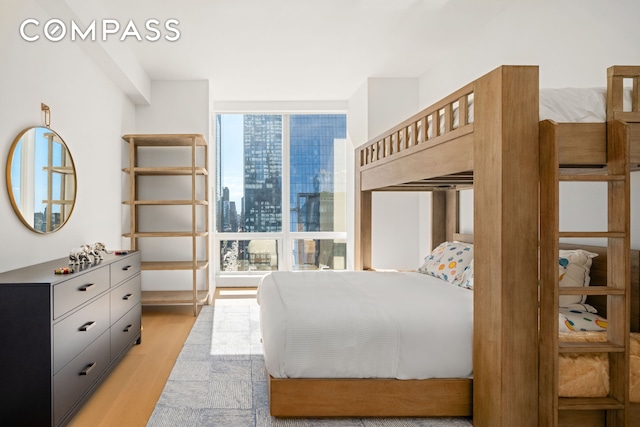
[559,307,607,332]
[418,241,474,286]
[558,249,598,306]
[458,259,474,290]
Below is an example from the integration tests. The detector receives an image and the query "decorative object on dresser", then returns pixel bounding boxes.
[0,251,141,427]
[5,103,77,233]
[122,133,210,316]
[69,242,112,265]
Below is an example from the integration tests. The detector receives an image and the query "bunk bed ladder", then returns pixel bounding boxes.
[539,119,631,426]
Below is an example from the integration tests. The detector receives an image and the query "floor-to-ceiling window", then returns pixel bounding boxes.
[215,113,347,282]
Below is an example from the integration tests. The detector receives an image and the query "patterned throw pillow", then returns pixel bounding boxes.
[558,249,598,306]
[459,259,474,290]
[418,241,474,286]
[559,307,607,332]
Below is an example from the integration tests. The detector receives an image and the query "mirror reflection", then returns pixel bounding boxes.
[6,126,76,233]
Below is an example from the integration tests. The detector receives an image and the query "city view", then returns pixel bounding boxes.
[216,114,347,272]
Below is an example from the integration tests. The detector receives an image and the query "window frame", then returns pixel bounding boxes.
[213,111,349,286]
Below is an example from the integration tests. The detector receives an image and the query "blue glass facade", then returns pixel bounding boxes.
[242,115,282,232]
[289,114,347,232]
[216,113,347,271]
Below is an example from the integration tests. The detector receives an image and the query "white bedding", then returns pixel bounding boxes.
[257,270,473,380]
[540,87,632,123]
[438,87,633,136]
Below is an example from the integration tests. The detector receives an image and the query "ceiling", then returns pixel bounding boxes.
[93,0,512,101]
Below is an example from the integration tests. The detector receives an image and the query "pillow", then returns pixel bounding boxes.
[418,241,474,286]
[558,249,598,306]
[558,307,607,332]
[563,303,598,314]
[458,259,474,290]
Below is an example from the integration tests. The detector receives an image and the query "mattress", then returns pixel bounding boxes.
[257,270,473,380]
[258,270,640,400]
[559,331,640,402]
[438,87,633,136]
[555,304,639,401]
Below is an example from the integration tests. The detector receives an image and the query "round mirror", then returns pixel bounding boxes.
[6,126,77,233]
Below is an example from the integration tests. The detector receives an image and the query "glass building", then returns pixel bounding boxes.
[216,113,347,271]
[242,115,283,232]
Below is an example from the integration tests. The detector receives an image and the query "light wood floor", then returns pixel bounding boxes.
[68,288,256,427]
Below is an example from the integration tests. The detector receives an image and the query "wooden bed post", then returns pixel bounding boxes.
[445,189,459,242]
[355,149,372,270]
[473,65,540,426]
[431,189,459,249]
[431,191,447,248]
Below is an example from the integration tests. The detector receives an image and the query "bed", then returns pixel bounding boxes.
[258,269,474,417]
[259,65,640,426]
[258,242,640,419]
[259,270,474,381]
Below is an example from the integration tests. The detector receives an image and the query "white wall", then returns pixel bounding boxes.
[348,77,431,270]
[418,0,640,105]
[136,80,211,137]
[417,0,640,249]
[132,80,213,292]
[0,1,135,272]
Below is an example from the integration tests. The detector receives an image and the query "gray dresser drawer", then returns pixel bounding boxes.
[53,293,110,374]
[110,252,141,286]
[110,274,141,324]
[53,267,110,319]
[111,303,142,359]
[53,330,110,426]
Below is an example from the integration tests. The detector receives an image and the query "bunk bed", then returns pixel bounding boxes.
[258,65,640,427]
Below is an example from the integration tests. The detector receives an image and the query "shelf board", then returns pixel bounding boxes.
[41,199,74,205]
[123,167,208,176]
[141,290,210,305]
[47,166,74,174]
[123,200,209,206]
[142,260,209,270]
[123,231,209,238]
[122,134,207,147]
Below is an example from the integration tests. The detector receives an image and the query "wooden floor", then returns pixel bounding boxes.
[68,304,201,427]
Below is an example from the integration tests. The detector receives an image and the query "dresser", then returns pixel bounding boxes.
[0,251,141,427]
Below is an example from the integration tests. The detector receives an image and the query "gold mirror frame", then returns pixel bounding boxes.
[6,126,77,233]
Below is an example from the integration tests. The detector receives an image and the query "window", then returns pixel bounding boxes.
[215,113,347,275]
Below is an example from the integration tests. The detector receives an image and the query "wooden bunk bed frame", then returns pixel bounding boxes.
[267,65,640,426]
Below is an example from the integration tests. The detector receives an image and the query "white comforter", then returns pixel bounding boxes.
[441,87,633,135]
[257,271,473,380]
[539,87,632,123]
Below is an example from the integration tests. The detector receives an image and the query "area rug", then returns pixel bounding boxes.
[146,298,473,427]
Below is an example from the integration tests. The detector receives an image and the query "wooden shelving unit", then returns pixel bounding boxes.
[43,130,75,232]
[122,133,210,315]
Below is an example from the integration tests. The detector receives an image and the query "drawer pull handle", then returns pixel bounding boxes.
[123,324,133,333]
[79,321,96,332]
[122,265,132,271]
[80,362,96,376]
[123,293,133,300]
[79,283,95,291]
